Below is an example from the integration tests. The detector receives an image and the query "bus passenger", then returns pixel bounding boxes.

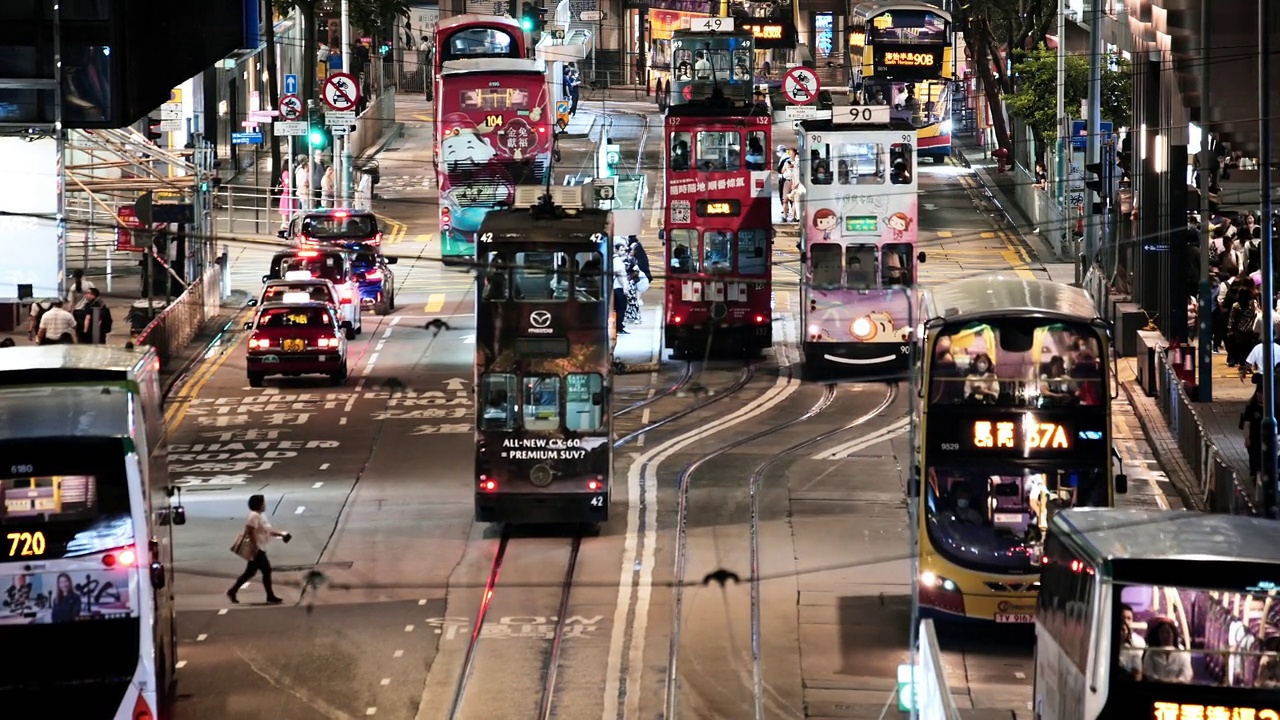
[930,340,964,404]
[670,139,691,171]
[745,136,766,170]
[1038,355,1076,406]
[1070,352,1102,405]
[484,391,513,428]
[694,50,713,80]
[1143,619,1194,683]
[964,353,999,403]
[1118,603,1147,680]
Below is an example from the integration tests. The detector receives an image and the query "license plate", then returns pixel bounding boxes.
[995,613,1035,624]
[283,339,304,352]
[317,355,326,362]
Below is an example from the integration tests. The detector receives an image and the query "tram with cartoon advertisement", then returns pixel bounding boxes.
[797,106,919,376]
[662,95,774,357]
[850,0,955,160]
[431,14,527,97]
[0,346,184,718]
[473,184,614,524]
[916,276,1126,624]
[436,57,553,262]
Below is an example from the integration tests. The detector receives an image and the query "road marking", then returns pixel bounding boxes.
[361,352,380,377]
[197,634,208,642]
[424,293,446,313]
[416,233,433,243]
[295,506,306,514]
[176,660,188,669]
[376,340,387,351]
[382,326,394,339]
[164,310,253,431]
[380,678,391,686]
[317,466,329,473]
[936,230,954,238]
[418,599,427,605]
[393,649,404,658]
[605,371,802,720]
[390,316,402,327]
[404,624,415,632]
[218,608,228,615]
[366,709,378,716]
[340,417,348,425]
[812,417,911,459]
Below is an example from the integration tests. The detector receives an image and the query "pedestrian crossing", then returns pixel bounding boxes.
[377,173,435,198]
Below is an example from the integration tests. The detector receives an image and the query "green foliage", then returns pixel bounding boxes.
[1004,44,1133,152]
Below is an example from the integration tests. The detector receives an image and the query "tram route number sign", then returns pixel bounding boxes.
[782,66,820,106]
[689,17,733,32]
[838,105,891,124]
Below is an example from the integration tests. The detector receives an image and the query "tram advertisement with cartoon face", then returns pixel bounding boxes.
[436,74,553,258]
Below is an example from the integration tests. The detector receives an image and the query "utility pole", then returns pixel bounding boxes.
[1259,0,1277,516]
[1056,0,1068,268]
[1196,0,1212,401]
[1082,0,1103,277]
[341,0,354,206]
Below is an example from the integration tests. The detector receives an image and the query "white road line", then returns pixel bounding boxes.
[218,608,228,615]
[366,709,378,716]
[380,678,391,686]
[176,660,188,669]
[295,506,306,514]
[382,327,394,339]
[318,464,330,471]
[197,634,208,642]
[812,417,911,459]
[390,316,402,327]
[417,599,427,605]
[604,334,800,720]
[339,417,348,425]
[376,340,387,351]
[344,391,358,413]
[313,481,325,488]
[404,624,415,632]
[356,379,367,392]
[393,649,404,658]
[361,352,380,377]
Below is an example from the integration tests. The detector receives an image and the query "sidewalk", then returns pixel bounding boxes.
[952,134,1256,513]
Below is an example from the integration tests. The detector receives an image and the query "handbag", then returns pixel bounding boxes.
[230,526,257,561]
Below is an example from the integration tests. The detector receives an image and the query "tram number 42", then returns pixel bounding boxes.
[589,495,606,507]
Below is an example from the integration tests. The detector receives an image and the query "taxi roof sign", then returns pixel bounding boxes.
[281,291,313,304]
[283,270,316,281]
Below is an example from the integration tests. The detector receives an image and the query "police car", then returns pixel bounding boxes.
[263,249,363,335]
[252,273,360,339]
[244,293,349,388]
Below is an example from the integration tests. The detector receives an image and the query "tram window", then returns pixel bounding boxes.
[574,251,604,301]
[890,143,914,185]
[703,230,733,270]
[882,243,913,285]
[810,148,833,186]
[482,251,508,301]
[673,48,694,81]
[512,251,568,301]
[447,28,515,58]
[695,131,740,172]
[731,48,752,82]
[566,373,604,432]
[837,142,884,185]
[479,373,518,431]
[523,376,561,431]
[737,229,768,275]
[809,243,843,287]
[669,229,699,273]
[845,245,877,286]
[669,132,692,171]
[745,131,768,170]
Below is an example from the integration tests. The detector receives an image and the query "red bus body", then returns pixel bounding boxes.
[662,105,774,357]
[436,60,553,259]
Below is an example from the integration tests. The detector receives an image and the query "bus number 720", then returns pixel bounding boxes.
[6,531,47,558]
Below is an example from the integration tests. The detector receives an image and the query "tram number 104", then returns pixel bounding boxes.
[6,531,47,558]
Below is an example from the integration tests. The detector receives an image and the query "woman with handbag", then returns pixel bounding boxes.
[228,494,291,605]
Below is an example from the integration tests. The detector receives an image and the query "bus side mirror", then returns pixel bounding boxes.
[385,256,398,265]
[799,252,807,264]
[261,274,270,284]
[247,298,258,307]
[172,506,186,525]
[658,229,666,242]
[277,230,289,239]
[1115,473,1128,494]
[917,251,927,263]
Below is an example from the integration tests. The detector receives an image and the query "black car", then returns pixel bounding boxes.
[280,208,383,248]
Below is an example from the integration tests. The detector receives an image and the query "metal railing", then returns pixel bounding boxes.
[135,258,224,373]
[1152,347,1259,515]
[215,183,278,240]
[913,619,963,720]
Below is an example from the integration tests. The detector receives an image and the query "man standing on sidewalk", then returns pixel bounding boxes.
[81,288,113,344]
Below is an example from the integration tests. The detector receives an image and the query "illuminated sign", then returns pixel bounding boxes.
[973,420,1070,450]
[849,31,866,48]
[484,114,504,128]
[871,45,943,79]
[883,51,939,67]
[5,531,46,557]
[746,23,783,39]
[696,199,741,217]
[740,21,795,49]
[928,412,1105,454]
[845,215,878,232]
[1153,703,1280,720]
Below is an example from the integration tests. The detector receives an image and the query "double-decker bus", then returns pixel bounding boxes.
[851,0,955,160]
[1037,508,1280,719]
[660,28,756,108]
[916,277,1127,623]
[436,58,553,262]
[662,99,774,358]
[432,14,526,94]
[473,184,613,524]
[797,107,918,375]
[0,346,183,718]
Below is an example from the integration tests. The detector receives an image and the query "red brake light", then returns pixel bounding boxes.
[587,479,601,491]
[132,695,154,720]
[672,315,683,324]
[298,250,319,258]
[333,210,349,218]
[538,126,546,133]
[479,475,497,492]
[103,545,137,567]
[754,314,766,324]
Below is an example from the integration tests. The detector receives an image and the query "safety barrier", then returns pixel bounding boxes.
[913,620,963,720]
[135,260,224,373]
[1151,347,1259,515]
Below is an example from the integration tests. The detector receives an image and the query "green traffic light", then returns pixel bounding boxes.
[309,129,327,148]
[521,17,534,30]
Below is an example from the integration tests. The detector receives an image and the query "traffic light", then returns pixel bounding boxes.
[307,105,329,150]
[520,2,547,33]
[1085,161,1111,214]
[144,116,163,144]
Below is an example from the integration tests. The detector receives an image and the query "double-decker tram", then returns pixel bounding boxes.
[797,106,918,375]
[432,14,526,90]
[0,346,184,718]
[916,277,1127,623]
[851,0,955,160]
[1037,509,1280,719]
[473,184,614,524]
[662,95,774,358]
[662,28,756,108]
[436,58,553,262]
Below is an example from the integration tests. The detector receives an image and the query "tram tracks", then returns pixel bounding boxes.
[664,380,902,720]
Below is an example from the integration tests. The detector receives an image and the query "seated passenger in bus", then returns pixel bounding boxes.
[812,159,832,185]
[1143,618,1194,683]
[1038,355,1076,406]
[1070,351,1103,405]
[890,158,911,185]
[483,257,507,301]
[1255,636,1280,688]
[964,353,999,403]
[882,251,908,286]
[1118,603,1147,680]
[672,243,695,273]
[670,139,691,171]
[930,346,964,404]
[745,137,766,170]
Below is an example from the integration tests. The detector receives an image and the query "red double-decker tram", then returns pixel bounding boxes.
[662,102,774,357]
[434,14,526,79]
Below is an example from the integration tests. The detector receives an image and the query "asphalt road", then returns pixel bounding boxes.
[165,96,1180,720]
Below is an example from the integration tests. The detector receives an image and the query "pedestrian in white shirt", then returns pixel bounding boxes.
[294,157,312,211]
[227,494,291,605]
[320,165,336,207]
[612,241,630,335]
[37,299,77,345]
[1245,340,1280,376]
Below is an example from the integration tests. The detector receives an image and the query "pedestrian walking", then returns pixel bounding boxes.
[81,288,113,344]
[227,494,291,605]
[294,157,311,212]
[278,162,296,226]
[612,240,630,334]
[36,299,76,345]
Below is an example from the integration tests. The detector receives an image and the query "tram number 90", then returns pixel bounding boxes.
[589,495,605,507]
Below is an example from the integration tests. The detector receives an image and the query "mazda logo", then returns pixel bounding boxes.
[530,311,552,328]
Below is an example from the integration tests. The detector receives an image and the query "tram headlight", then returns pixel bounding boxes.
[851,317,876,340]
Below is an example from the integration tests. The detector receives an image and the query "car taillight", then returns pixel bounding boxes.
[248,336,270,349]
[132,695,154,720]
[340,285,354,303]
[364,269,382,281]
[297,250,319,258]
[754,314,767,324]
[333,210,349,218]
[316,336,340,348]
[479,475,497,492]
[672,315,683,324]
[103,545,137,568]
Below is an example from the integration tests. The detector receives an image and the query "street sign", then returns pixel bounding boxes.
[896,663,917,712]
[325,110,357,126]
[232,131,263,145]
[783,105,832,121]
[160,102,181,120]
[116,206,145,252]
[159,119,183,132]
[274,121,308,136]
[279,93,303,120]
[1071,119,1114,150]
[782,66,820,105]
[321,72,360,111]
[580,10,602,20]
[332,125,350,136]
[555,100,570,130]
[689,17,732,32]
[836,105,891,124]
[247,110,277,124]
[284,74,298,96]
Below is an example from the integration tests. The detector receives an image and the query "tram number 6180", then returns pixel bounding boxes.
[589,495,605,507]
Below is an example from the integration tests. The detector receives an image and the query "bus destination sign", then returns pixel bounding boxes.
[696,199,741,217]
[872,44,943,80]
[929,413,1105,454]
[1153,702,1280,720]
[740,21,796,50]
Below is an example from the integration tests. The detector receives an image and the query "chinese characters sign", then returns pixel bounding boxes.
[1153,703,1280,720]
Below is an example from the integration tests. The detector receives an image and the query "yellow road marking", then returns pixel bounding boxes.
[424,293,446,313]
[416,233,434,243]
[935,230,953,238]
[412,113,434,123]
[165,309,254,432]
[980,231,996,239]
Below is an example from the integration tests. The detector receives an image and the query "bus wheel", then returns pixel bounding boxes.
[247,372,264,388]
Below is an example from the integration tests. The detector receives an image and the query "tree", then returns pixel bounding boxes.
[952,0,1059,151]
[1004,44,1133,159]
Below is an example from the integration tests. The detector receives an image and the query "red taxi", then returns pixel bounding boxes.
[264,249,364,335]
[243,296,349,387]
